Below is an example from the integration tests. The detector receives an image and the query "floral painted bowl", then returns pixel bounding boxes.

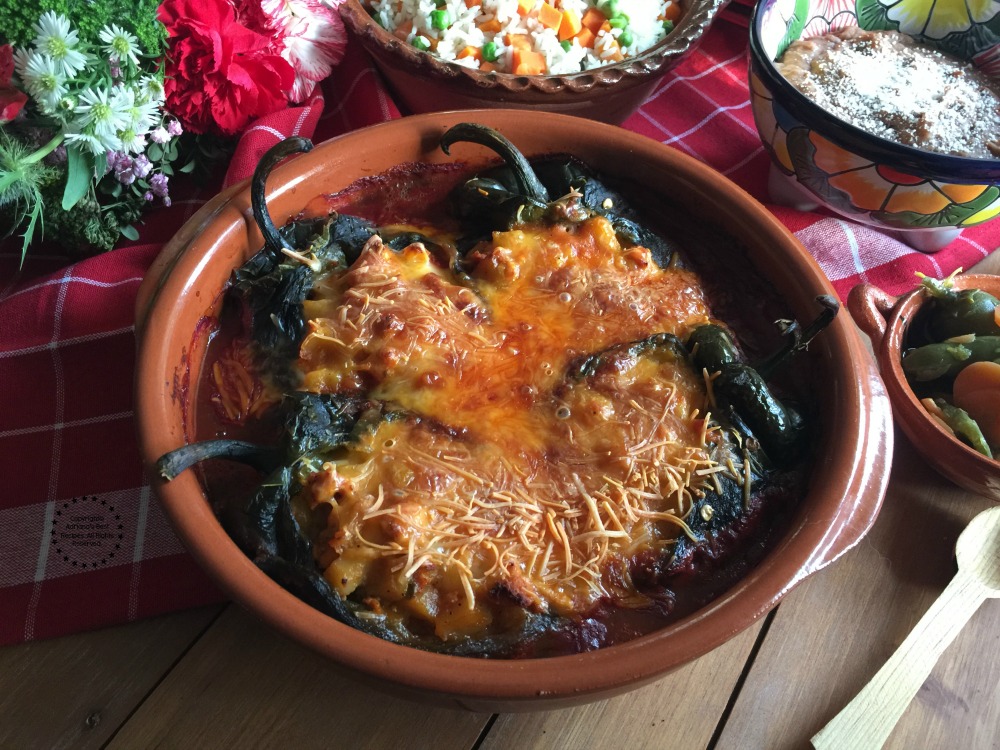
[748,0,1000,252]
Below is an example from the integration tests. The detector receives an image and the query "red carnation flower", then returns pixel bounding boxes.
[0,44,28,124]
[158,0,295,137]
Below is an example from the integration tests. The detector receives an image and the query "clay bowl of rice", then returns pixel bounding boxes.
[339,0,726,123]
[748,0,1000,253]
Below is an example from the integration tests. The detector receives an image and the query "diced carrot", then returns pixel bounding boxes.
[558,8,582,40]
[505,33,532,50]
[517,0,534,16]
[480,61,500,72]
[599,20,611,33]
[575,26,596,48]
[538,2,562,30]
[393,19,413,40]
[512,48,546,74]
[457,45,482,60]
[954,361,1000,444]
[662,1,682,22]
[478,18,502,32]
[464,0,480,7]
[581,7,606,32]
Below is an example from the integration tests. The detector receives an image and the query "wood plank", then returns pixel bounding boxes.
[714,438,1000,750]
[106,605,492,750]
[970,250,1000,274]
[479,621,763,750]
[0,605,222,750]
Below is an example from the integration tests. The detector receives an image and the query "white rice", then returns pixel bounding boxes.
[369,0,681,75]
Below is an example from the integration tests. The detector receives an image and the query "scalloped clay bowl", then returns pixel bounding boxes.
[135,110,893,712]
[748,0,1000,253]
[849,275,1000,501]
[338,0,725,124]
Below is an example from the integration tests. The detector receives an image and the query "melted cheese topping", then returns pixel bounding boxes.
[296,215,742,640]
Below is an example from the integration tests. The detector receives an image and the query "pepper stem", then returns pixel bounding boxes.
[251,137,315,255]
[440,123,550,204]
[754,295,840,378]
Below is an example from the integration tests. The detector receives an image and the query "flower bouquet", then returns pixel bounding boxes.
[0,0,346,262]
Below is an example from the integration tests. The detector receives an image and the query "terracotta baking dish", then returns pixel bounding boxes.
[135,110,893,712]
[849,275,1000,501]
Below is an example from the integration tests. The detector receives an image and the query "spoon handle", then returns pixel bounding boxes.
[811,569,987,750]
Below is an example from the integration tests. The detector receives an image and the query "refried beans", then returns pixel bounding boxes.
[776,27,1000,159]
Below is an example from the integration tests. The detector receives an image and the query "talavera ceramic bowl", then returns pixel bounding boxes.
[749,0,1000,252]
[135,110,893,712]
[339,0,725,124]
[849,275,1000,501]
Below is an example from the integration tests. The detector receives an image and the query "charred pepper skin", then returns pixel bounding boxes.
[686,296,839,467]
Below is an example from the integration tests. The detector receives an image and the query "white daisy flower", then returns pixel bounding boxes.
[138,74,166,104]
[22,53,68,113]
[118,127,147,154]
[74,86,129,143]
[99,24,141,68]
[122,87,159,133]
[64,131,107,156]
[32,11,89,77]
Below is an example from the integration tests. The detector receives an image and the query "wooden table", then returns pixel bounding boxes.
[4,257,999,750]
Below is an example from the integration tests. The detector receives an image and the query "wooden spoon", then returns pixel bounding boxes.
[811,506,1000,750]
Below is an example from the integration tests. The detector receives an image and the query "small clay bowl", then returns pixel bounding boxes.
[136,110,893,711]
[849,275,1000,501]
[748,0,1000,252]
[339,0,725,124]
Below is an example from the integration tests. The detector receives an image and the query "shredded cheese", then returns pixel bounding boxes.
[297,215,748,635]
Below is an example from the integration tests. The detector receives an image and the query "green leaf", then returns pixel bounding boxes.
[62,146,92,211]
[120,224,140,240]
[179,159,197,174]
[147,143,163,161]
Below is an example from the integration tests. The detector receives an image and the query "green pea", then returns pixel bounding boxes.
[609,16,629,29]
[662,19,675,33]
[601,0,620,17]
[618,29,634,46]
[482,41,499,61]
[412,36,431,51]
[430,9,451,29]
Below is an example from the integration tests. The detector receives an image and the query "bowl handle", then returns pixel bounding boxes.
[847,283,899,347]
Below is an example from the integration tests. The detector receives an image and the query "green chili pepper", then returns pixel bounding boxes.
[482,41,499,61]
[902,336,1000,382]
[916,274,1000,342]
[927,398,993,458]
[689,324,741,372]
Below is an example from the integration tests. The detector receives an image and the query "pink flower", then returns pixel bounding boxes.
[259,0,347,103]
[0,44,28,123]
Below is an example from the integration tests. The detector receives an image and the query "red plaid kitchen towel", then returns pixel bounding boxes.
[0,18,995,646]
